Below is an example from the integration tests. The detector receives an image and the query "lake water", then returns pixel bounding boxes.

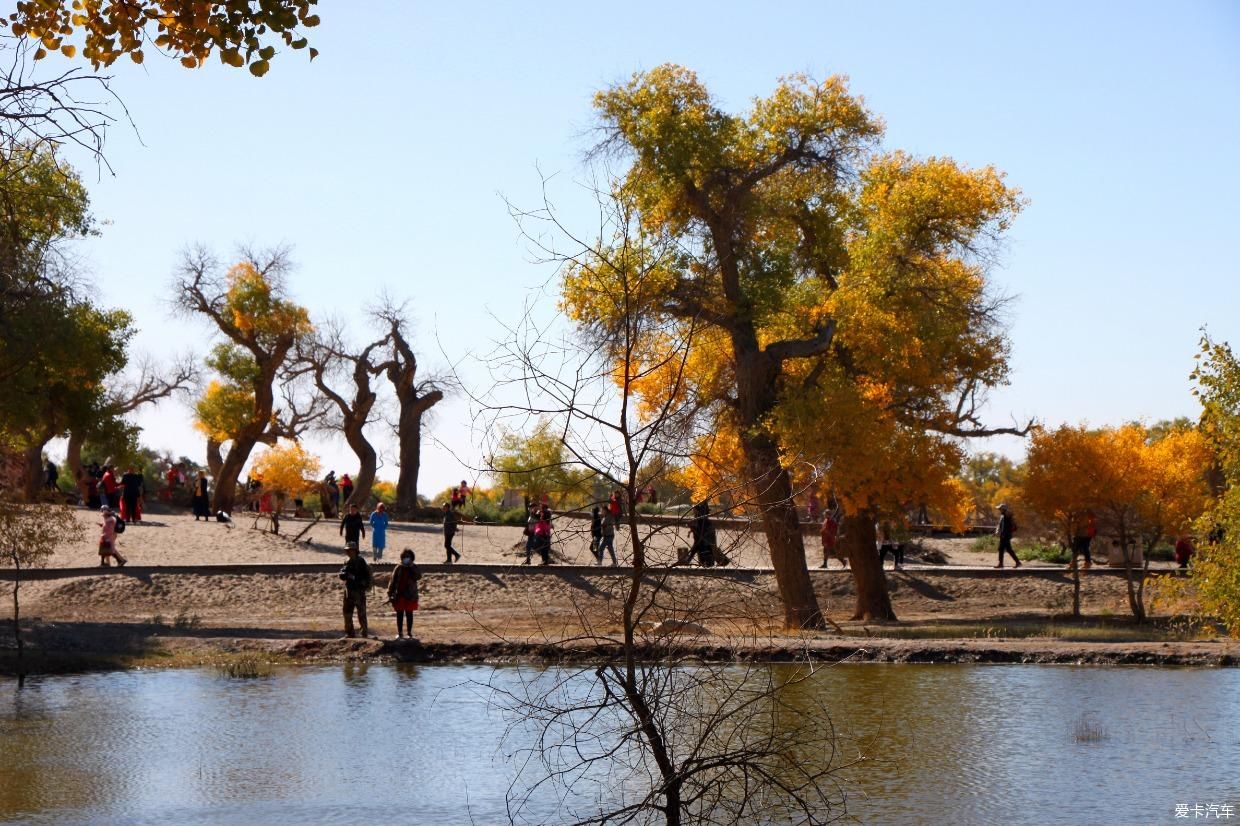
[2,663,1237,825]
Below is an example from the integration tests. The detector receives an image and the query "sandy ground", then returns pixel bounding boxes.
[4,505,1231,671]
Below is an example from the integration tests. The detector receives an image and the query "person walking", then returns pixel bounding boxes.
[368,502,389,562]
[820,511,846,568]
[598,503,619,566]
[442,502,461,564]
[120,465,145,524]
[339,542,372,638]
[878,521,904,570]
[98,506,127,567]
[687,502,717,567]
[340,503,366,549]
[1067,510,1095,570]
[44,459,58,492]
[1174,534,1194,569]
[994,503,1021,568]
[589,506,604,564]
[99,465,118,510]
[528,504,552,566]
[387,548,421,638]
[192,471,211,521]
[523,503,538,565]
[339,473,354,507]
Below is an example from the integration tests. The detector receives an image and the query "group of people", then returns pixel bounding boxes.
[338,541,422,639]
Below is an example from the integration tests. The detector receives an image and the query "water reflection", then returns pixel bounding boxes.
[1,664,1238,825]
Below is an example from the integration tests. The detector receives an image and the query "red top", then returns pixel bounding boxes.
[101,470,118,494]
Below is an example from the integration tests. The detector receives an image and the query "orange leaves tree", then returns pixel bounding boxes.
[575,65,1025,626]
[1023,423,1213,621]
[6,1,320,74]
[250,440,320,530]
[177,248,316,514]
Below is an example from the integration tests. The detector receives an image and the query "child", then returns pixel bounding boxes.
[98,506,127,567]
[368,502,389,562]
[387,548,422,638]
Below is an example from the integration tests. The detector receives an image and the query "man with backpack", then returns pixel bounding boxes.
[994,503,1021,569]
[339,542,373,638]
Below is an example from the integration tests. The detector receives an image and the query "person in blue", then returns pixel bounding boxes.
[368,502,390,562]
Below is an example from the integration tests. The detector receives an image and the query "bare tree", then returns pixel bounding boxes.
[474,185,852,824]
[374,300,445,515]
[294,322,389,507]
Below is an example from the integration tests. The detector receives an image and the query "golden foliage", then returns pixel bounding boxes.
[250,441,320,504]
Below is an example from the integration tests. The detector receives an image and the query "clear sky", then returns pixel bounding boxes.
[40,0,1240,493]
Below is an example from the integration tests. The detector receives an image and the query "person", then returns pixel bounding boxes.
[339,542,372,638]
[99,465,118,510]
[878,521,903,570]
[339,473,354,507]
[589,506,604,564]
[192,471,211,521]
[368,502,389,562]
[340,503,366,549]
[522,503,538,564]
[324,471,340,516]
[608,490,624,520]
[820,511,846,568]
[994,503,1021,568]
[596,502,618,566]
[687,502,717,567]
[1067,510,1095,570]
[84,470,100,509]
[442,502,461,563]
[387,548,422,638]
[451,479,470,510]
[526,504,552,566]
[44,459,58,491]
[1174,535,1194,569]
[120,465,145,523]
[98,506,127,567]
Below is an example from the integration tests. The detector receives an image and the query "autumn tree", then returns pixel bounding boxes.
[294,324,389,507]
[176,248,314,514]
[572,66,1024,627]
[6,0,321,74]
[490,419,596,507]
[1192,335,1240,635]
[249,440,320,533]
[374,301,444,515]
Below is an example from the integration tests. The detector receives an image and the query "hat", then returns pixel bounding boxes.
[345,541,359,551]
[100,505,110,512]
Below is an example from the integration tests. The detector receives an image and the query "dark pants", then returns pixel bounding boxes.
[444,529,459,561]
[997,536,1020,566]
[597,533,617,564]
[880,542,904,567]
[343,588,368,636]
[1072,536,1093,564]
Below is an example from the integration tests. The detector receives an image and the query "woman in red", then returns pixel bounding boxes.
[387,548,421,638]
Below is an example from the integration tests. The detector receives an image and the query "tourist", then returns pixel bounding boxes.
[1174,535,1194,569]
[687,502,717,567]
[994,503,1021,568]
[99,465,118,510]
[339,542,372,638]
[340,503,366,549]
[523,503,538,564]
[820,511,846,568]
[451,479,469,510]
[44,459,58,491]
[589,506,603,563]
[878,521,903,570]
[440,502,461,564]
[369,502,389,562]
[1067,510,1095,570]
[608,490,624,520]
[98,506,127,567]
[528,503,552,566]
[598,502,619,566]
[324,471,340,516]
[120,465,145,523]
[339,473,354,507]
[387,548,421,638]
[192,471,211,521]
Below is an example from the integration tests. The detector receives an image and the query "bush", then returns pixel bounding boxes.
[974,533,1070,563]
[463,500,528,526]
[635,503,665,515]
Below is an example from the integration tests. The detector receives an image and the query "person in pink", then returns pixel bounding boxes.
[99,466,118,510]
[820,512,845,568]
[98,506,127,567]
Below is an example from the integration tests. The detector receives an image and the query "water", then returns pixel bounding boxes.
[1,664,1237,825]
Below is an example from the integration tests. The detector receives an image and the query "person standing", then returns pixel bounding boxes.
[98,506,127,567]
[339,473,354,507]
[878,521,904,570]
[339,542,372,638]
[387,548,421,638]
[1174,535,1194,569]
[120,465,145,524]
[340,503,366,549]
[687,502,717,567]
[324,471,340,517]
[99,465,118,510]
[442,502,461,563]
[368,502,389,562]
[1067,510,1095,570]
[994,503,1021,568]
[597,503,619,566]
[820,511,845,568]
[589,506,604,564]
[192,471,211,521]
[527,504,552,566]
[44,459,58,491]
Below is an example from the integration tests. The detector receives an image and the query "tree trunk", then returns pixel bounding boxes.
[65,431,84,479]
[212,435,259,514]
[22,443,46,501]
[341,422,377,508]
[841,514,896,621]
[205,438,224,480]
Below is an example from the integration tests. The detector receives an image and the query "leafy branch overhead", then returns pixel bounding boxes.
[6,0,321,75]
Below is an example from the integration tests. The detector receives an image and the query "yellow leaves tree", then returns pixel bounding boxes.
[6,1,321,72]
[250,441,320,512]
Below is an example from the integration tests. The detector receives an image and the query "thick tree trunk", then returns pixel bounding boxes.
[840,514,896,621]
[343,423,377,507]
[394,412,422,513]
[212,435,258,514]
[205,438,223,480]
[65,432,84,479]
[22,443,45,501]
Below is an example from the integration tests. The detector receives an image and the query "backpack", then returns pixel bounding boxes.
[114,516,126,534]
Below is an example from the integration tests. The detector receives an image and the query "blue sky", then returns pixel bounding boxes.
[43,0,1240,492]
